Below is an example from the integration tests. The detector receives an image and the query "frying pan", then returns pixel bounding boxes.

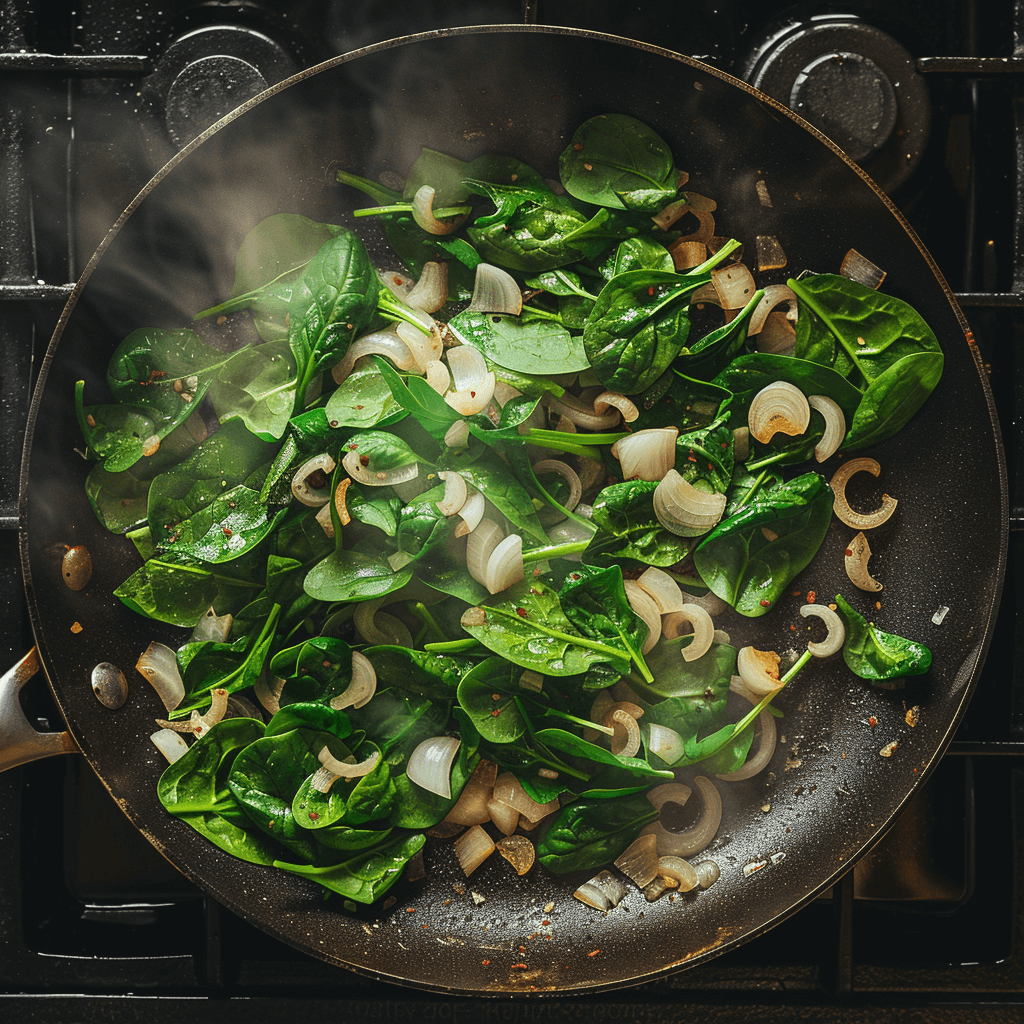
[11,26,1006,994]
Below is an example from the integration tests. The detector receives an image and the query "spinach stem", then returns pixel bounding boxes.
[409,602,448,644]
[729,648,813,738]
[193,261,306,320]
[735,469,769,510]
[423,638,481,654]
[353,202,472,219]
[521,540,590,564]
[525,429,628,446]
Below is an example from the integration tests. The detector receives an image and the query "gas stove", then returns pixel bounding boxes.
[1,1,1021,1019]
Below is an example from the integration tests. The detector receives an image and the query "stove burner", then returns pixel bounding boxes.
[739,14,930,193]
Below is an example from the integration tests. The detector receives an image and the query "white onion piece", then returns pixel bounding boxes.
[329,650,377,710]
[532,459,582,515]
[662,603,715,662]
[378,268,415,299]
[341,447,419,488]
[717,677,777,782]
[291,453,336,507]
[674,191,716,243]
[670,239,708,271]
[311,746,381,792]
[711,262,756,310]
[353,599,414,647]
[445,376,496,416]
[483,533,524,594]
[645,723,684,765]
[151,728,190,764]
[694,860,721,889]
[830,457,898,529]
[636,566,684,614]
[756,311,796,355]
[592,391,639,423]
[574,870,627,910]
[396,318,442,373]
[651,197,689,231]
[315,502,335,538]
[606,708,642,758]
[407,736,461,798]
[545,391,621,431]
[733,426,750,462]
[488,797,522,836]
[642,776,722,857]
[411,184,467,235]
[685,589,728,617]
[841,248,886,289]
[423,358,450,394]
[492,771,560,820]
[444,419,470,449]
[255,673,285,716]
[466,518,504,584]
[800,603,846,656]
[331,328,415,383]
[623,580,662,654]
[749,284,798,335]
[406,261,448,312]
[747,381,810,443]
[737,646,783,696]
[615,834,660,888]
[468,263,523,315]
[846,530,883,592]
[191,606,233,643]
[653,470,727,536]
[454,490,485,538]
[807,395,845,462]
[444,782,492,826]
[658,855,699,892]
[136,642,185,712]
[612,427,678,481]
[453,824,496,876]
[436,471,469,516]
[447,344,488,391]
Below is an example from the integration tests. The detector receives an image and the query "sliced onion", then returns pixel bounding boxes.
[614,833,660,888]
[255,672,285,716]
[733,426,750,462]
[749,284,798,335]
[379,268,415,299]
[532,459,582,516]
[606,708,642,758]
[444,344,495,415]
[845,530,883,592]
[737,646,783,696]
[492,771,559,820]
[694,860,721,889]
[574,870,627,910]
[662,604,715,662]
[332,328,415,383]
[807,395,845,462]
[412,184,468,235]
[519,670,544,693]
[545,391,621,431]
[291,453,336,507]
[436,471,469,516]
[800,603,846,656]
[467,263,523,315]
[646,782,692,811]
[841,248,886,289]
[425,359,451,395]
[445,781,493,827]
[658,855,699,892]
[612,427,678,481]
[642,776,722,857]
[651,196,689,231]
[311,745,381,793]
[636,566,684,614]
[353,599,414,647]
[830,457,898,529]
[623,580,662,654]
[685,589,728,617]
[645,722,684,765]
[653,469,727,536]
[453,823,495,876]
[191,606,233,643]
[454,490,485,538]
[483,533,524,594]
[717,677,777,781]
[136,642,184,712]
[407,736,461,798]
[755,234,788,272]
[151,728,190,764]
[329,651,377,710]
[396,318,443,373]
[341,447,420,489]
[444,419,470,449]
[486,797,520,835]
[748,382,810,443]
[673,191,716,243]
[756,310,797,355]
[406,261,448,312]
[669,239,707,270]
[496,835,535,875]
[711,262,756,310]
[592,391,639,423]
[466,518,504,584]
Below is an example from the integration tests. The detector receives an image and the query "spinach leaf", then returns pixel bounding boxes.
[457,656,528,743]
[207,339,297,440]
[362,646,467,699]
[460,579,632,677]
[324,362,406,430]
[269,637,353,707]
[303,549,412,603]
[448,310,591,375]
[373,356,461,440]
[693,471,834,617]
[559,113,677,212]
[644,638,735,705]
[834,593,933,681]
[85,463,151,534]
[536,793,659,873]
[631,370,730,433]
[533,728,673,780]
[674,412,734,494]
[677,288,762,381]
[344,483,403,537]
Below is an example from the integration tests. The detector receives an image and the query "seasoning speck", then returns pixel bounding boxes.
[879,740,898,757]
[70,621,83,634]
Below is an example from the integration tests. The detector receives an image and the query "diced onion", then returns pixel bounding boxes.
[191,606,233,643]
[756,311,796,355]
[412,184,468,235]
[653,470,727,536]
[311,745,381,792]
[255,672,285,715]
[407,735,461,798]
[483,533,524,594]
[136,642,184,712]
[454,490,486,537]
[830,457,898,529]
[669,239,707,270]
[332,328,415,383]
[466,518,504,584]
[644,722,684,765]
[614,834,660,888]
[841,248,886,289]
[291,453,336,507]
[496,835,535,875]
[612,427,678,481]
[711,262,756,310]
[444,345,496,415]
[486,797,520,835]
[636,566,683,613]
[444,419,470,449]
[436,471,468,516]
[453,824,495,876]
[662,603,715,662]
[800,603,846,656]
[425,359,451,395]
[747,381,810,443]
[694,859,721,889]
[749,284,798,335]
[574,870,627,910]
[657,855,699,892]
[151,728,190,764]
[329,650,377,710]
[492,771,559,820]
[845,530,883,592]
[467,263,523,315]
[396,318,443,373]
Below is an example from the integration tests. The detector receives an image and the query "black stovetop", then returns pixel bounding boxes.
[1,1,1022,1019]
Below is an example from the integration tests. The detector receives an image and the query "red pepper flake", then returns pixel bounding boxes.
[966,330,976,346]
[511,963,528,969]
[308,811,319,820]
[790,624,796,631]
[587,949,601,958]
[760,599,771,608]
[405,906,417,913]
[845,548,853,556]
[687,454,697,462]
[868,716,878,727]
[222,527,233,537]
[422,923,429,929]
[573,143,584,151]
[491,693,501,701]
[491,709,501,717]
[806,590,816,603]
[542,919,550,926]
[516,607,528,618]
[470,391,477,398]
[792,591,802,597]
[518,945,526,953]
[647,286,655,296]
[481,959,491,966]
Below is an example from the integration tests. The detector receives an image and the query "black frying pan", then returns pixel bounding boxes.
[17,26,1006,994]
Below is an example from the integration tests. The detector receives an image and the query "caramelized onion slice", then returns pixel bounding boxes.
[662,603,715,662]
[800,602,846,656]
[845,530,883,592]
[831,457,898,529]
[737,646,783,696]
[748,381,810,443]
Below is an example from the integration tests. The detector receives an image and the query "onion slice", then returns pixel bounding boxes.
[483,534,524,595]
[662,603,715,662]
[467,263,523,315]
[291,453,336,507]
[329,650,378,710]
[466,518,504,584]
[717,677,778,781]
[453,824,495,877]
[436,471,469,517]
[136,642,185,712]
[310,745,381,793]
[830,457,898,529]
[845,530,883,592]
[407,736,461,798]
[807,395,846,462]
[614,834,660,889]
[623,580,662,654]
[412,184,469,235]
[737,646,783,696]
[151,728,190,764]
[636,566,683,614]
[653,470,726,537]
[800,603,846,656]
[642,776,723,857]
[592,391,639,423]
[406,261,448,312]
[748,381,810,443]
[612,427,678,481]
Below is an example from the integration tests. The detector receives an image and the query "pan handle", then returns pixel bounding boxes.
[0,648,80,772]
